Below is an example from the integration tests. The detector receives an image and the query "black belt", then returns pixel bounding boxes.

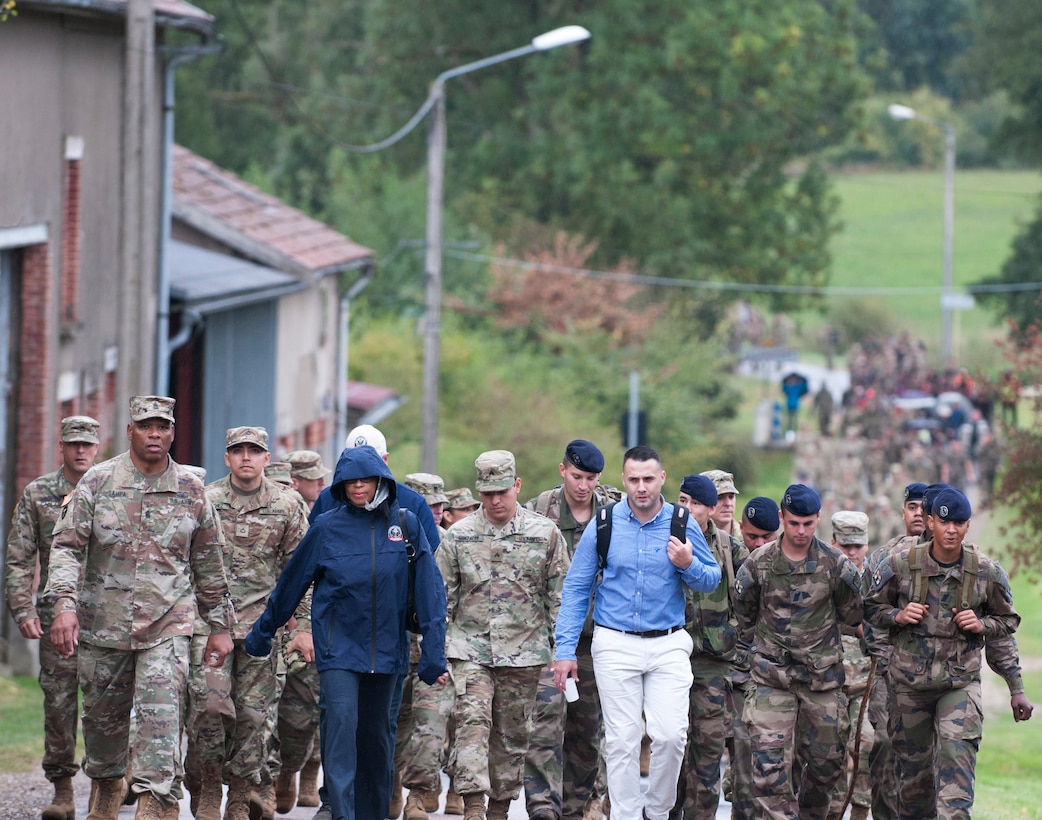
[596,623,684,639]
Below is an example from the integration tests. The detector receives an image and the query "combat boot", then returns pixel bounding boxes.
[257,783,276,820]
[86,777,126,820]
[196,760,225,820]
[41,776,75,820]
[274,770,297,814]
[225,777,253,820]
[461,793,485,820]
[485,798,510,820]
[404,791,428,820]
[850,807,870,820]
[134,794,165,820]
[124,774,139,805]
[298,758,321,808]
[388,770,404,818]
[421,790,439,812]
[444,778,464,815]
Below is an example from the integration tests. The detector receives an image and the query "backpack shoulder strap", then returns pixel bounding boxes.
[398,508,416,562]
[908,542,926,604]
[958,546,980,611]
[595,502,618,570]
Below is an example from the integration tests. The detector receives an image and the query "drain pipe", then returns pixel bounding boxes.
[155,38,223,395]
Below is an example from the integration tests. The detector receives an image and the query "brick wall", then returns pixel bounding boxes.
[16,243,53,493]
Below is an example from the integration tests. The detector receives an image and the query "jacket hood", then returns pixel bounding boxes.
[330,445,396,505]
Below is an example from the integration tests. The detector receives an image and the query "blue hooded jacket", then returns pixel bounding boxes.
[245,445,448,684]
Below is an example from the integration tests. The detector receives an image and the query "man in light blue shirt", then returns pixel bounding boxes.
[553,445,721,820]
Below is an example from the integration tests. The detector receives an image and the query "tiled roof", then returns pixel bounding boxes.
[172,144,373,278]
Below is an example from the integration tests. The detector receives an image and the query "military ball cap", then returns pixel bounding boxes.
[61,415,100,444]
[225,426,269,451]
[405,472,450,506]
[680,474,718,507]
[284,449,331,480]
[265,462,293,485]
[744,496,780,531]
[475,449,517,492]
[781,483,821,516]
[831,510,869,545]
[932,487,972,522]
[129,395,175,423]
[701,468,739,496]
[904,482,929,503]
[447,487,481,511]
[565,439,605,473]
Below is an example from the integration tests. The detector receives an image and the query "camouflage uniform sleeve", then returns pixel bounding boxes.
[863,554,902,631]
[732,558,760,643]
[4,484,42,623]
[986,635,1025,695]
[834,553,865,629]
[436,530,460,625]
[544,524,570,630]
[41,480,95,616]
[979,560,1020,640]
[190,497,236,633]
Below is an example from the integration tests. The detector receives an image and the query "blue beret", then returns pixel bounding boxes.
[781,483,821,516]
[904,482,928,503]
[680,474,718,507]
[564,439,605,474]
[932,488,971,522]
[922,483,952,516]
[743,496,780,531]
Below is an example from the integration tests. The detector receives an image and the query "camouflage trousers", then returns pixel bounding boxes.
[827,688,874,815]
[38,623,80,780]
[867,666,898,820]
[743,681,849,820]
[524,634,601,820]
[449,660,541,801]
[674,655,731,820]
[78,637,188,808]
[185,634,278,783]
[397,663,455,792]
[726,675,755,820]
[889,680,982,820]
[278,662,321,773]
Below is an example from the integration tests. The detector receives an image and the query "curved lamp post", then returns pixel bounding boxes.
[888,103,956,364]
[421,26,591,471]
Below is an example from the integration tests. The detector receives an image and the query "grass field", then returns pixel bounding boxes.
[815,169,1042,370]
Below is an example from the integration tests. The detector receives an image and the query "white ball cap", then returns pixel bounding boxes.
[346,424,388,456]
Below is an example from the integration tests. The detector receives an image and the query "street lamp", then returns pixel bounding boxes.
[420,25,591,471]
[888,103,956,364]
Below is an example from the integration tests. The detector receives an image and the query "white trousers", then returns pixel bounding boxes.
[591,625,693,820]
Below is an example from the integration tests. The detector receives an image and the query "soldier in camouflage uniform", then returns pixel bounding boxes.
[437,450,569,820]
[522,440,621,820]
[825,511,873,820]
[4,415,100,820]
[273,450,331,812]
[443,488,480,527]
[672,474,748,820]
[185,427,310,820]
[865,487,1032,819]
[44,396,235,820]
[397,472,454,820]
[728,496,780,820]
[732,483,864,820]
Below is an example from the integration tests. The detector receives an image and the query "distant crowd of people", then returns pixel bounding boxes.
[3,391,1034,820]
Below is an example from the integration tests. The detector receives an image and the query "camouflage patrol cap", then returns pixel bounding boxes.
[225,426,269,451]
[129,395,175,423]
[701,469,739,495]
[284,449,331,480]
[264,462,293,485]
[831,510,869,545]
[405,472,450,505]
[61,415,100,444]
[474,450,517,492]
[446,487,481,511]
